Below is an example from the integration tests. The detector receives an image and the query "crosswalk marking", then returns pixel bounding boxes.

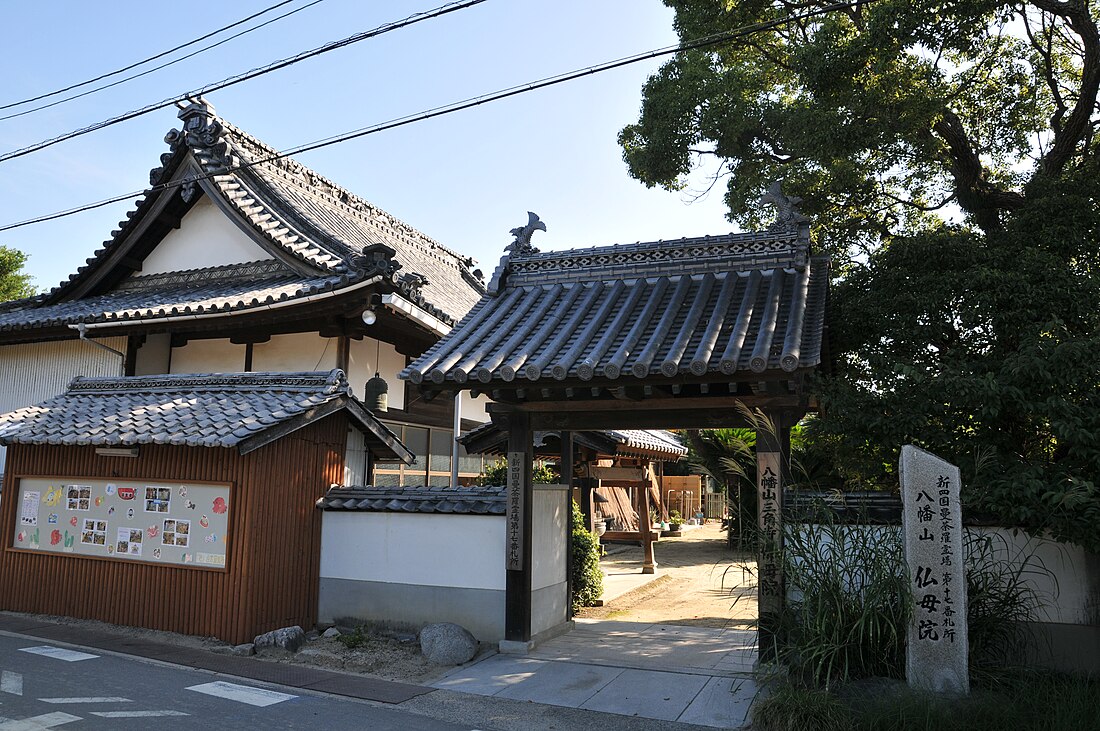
[0,673,21,696]
[90,711,189,718]
[40,698,130,704]
[0,711,82,730]
[17,647,97,663]
[186,681,296,707]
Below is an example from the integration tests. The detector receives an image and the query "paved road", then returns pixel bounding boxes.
[0,633,472,730]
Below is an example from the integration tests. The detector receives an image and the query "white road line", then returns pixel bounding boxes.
[0,711,82,730]
[40,698,130,704]
[0,672,22,696]
[17,647,97,663]
[90,711,189,718]
[185,681,296,707]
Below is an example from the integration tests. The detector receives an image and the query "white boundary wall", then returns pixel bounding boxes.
[319,487,571,642]
[319,511,507,640]
[791,522,1099,674]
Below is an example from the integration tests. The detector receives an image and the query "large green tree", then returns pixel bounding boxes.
[621,0,1099,257]
[622,1,1100,550]
[0,245,34,301]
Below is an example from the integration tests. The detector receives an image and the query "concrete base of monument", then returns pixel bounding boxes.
[499,620,575,655]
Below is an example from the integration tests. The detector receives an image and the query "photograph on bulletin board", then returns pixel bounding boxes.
[10,477,231,569]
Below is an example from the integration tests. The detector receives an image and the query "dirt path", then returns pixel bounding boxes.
[576,523,758,629]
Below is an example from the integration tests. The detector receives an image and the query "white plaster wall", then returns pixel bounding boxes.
[790,524,1098,627]
[532,484,568,591]
[0,337,127,469]
[134,333,171,375]
[981,527,1097,626]
[347,337,405,410]
[135,197,273,275]
[320,512,506,590]
[251,332,338,374]
[169,338,245,374]
[459,391,491,424]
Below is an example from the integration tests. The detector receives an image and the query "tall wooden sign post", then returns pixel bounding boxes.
[756,425,784,663]
[505,412,533,644]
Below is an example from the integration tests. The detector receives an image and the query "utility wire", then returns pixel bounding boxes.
[0,0,328,122]
[0,0,487,165]
[0,0,870,234]
[0,0,303,111]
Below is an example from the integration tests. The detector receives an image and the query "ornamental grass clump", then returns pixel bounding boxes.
[963,530,1045,672]
[779,510,912,687]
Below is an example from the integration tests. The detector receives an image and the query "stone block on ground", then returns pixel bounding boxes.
[209,642,255,656]
[322,627,342,639]
[254,625,306,653]
[420,622,478,665]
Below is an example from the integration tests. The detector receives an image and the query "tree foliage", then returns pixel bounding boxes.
[0,246,34,301]
[623,1,1100,551]
[621,0,1100,258]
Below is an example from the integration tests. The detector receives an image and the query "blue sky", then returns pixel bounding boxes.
[0,0,734,291]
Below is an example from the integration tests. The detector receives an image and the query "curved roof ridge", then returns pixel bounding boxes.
[217,117,477,267]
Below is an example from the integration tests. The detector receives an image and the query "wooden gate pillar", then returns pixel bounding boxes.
[756,416,788,663]
[635,481,657,573]
[560,431,575,619]
[505,411,534,643]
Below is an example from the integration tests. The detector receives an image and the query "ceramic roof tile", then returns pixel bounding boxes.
[316,485,506,515]
[0,370,409,462]
[0,261,356,333]
[459,423,687,459]
[22,102,483,332]
[402,226,829,386]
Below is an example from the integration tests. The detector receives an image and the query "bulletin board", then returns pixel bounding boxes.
[11,477,232,569]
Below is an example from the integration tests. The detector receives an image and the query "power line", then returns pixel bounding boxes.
[0,0,328,122]
[0,0,487,166]
[0,0,870,235]
[0,0,304,111]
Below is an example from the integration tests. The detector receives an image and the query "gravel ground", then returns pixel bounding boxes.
[577,522,757,629]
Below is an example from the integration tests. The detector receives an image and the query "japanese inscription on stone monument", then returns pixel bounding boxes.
[900,445,969,696]
[506,451,524,571]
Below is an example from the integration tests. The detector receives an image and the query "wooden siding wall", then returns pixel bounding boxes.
[0,415,347,645]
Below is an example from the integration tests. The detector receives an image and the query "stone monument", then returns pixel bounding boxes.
[899,445,969,696]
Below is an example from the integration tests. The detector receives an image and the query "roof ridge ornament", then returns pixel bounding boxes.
[507,212,546,256]
[762,182,809,233]
[487,212,547,295]
[150,97,230,186]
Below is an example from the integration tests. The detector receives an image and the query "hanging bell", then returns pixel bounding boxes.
[364,373,389,413]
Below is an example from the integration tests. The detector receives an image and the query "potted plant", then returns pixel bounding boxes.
[667,509,683,535]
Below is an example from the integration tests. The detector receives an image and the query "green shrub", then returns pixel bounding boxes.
[964,531,1044,671]
[757,670,1100,731]
[477,458,557,486]
[751,683,850,731]
[777,510,1048,689]
[779,513,911,687]
[570,500,603,611]
[336,626,366,649]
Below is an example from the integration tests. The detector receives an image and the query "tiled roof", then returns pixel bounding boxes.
[28,100,482,330]
[402,220,829,387]
[605,429,687,457]
[317,485,505,514]
[0,370,412,461]
[0,261,354,333]
[459,422,687,459]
